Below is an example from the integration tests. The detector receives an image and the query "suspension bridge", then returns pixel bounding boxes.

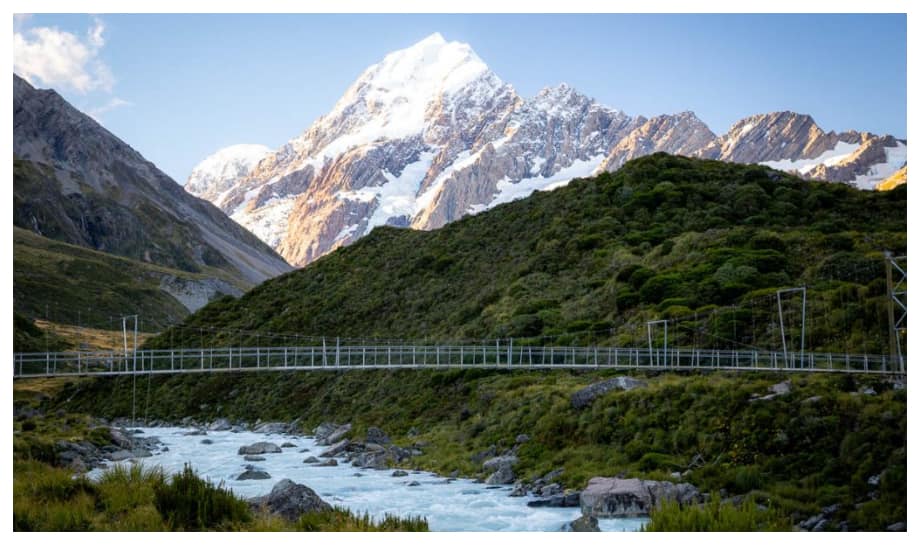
[12,342,904,378]
[14,253,907,379]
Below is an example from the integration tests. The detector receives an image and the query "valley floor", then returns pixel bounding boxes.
[13,368,907,531]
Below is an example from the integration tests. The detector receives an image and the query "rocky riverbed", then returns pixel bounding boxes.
[83,422,655,532]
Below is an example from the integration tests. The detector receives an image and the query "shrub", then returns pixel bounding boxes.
[153,464,251,530]
[644,495,791,531]
[297,506,428,532]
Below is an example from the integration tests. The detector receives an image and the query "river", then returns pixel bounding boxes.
[89,427,647,532]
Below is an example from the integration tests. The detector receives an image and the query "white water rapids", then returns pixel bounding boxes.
[89,427,647,532]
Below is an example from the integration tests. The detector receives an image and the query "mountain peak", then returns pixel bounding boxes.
[414,32,447,46]
[186,144,272,205]
[371,33,487,93]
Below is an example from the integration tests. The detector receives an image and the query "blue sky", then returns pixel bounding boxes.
[13,13,907,183]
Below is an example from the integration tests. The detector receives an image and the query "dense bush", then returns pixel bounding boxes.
[143,154,904,354]
[153,464,251,530]
[644,495,791,531]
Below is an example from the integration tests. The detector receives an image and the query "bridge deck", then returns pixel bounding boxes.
[13,344,903,378]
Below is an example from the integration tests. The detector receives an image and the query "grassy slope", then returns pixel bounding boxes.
[47,368,906,530]
[13,226,242,331]
[147,154,906,353]
[14,313,71,352]
[32,320,156,352]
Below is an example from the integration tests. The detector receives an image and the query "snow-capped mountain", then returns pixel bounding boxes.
[693,112,907,189]
[187,33,907,267]
[185,144,272,205]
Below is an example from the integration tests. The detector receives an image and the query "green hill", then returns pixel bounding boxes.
[147,154,906,352]
[13,226,241,332]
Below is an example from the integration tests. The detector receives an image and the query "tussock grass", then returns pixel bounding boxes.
[644,495,792,531]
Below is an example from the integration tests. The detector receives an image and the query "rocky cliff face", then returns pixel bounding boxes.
[13,74,291,286]
[187,34,907,267]
[597,111,717,172]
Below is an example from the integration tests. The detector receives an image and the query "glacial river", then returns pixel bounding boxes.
[90,427,646,532]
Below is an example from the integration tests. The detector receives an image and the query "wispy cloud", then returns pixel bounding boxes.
[13,16,114,94]
[87,97,133,121]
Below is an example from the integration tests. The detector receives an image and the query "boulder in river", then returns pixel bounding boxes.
[248,479,331,521]
[316,459,338,467]
[325,424,352,445]
[237,469,271,480]
[209,418,232,431]
[253,422,291,434]
[107,449,135,462]
[314,422,352,446]
[571,377,647,409]
[238,442,282,455]
[482,455,518,485]
[392,470,409,477]
[303,456,320,464]
[561,514,600,532]
[313,422,339,442]
[319,439,350,458]
[280,442,296,448]
[244,455,266,462]
[580,477,700,517]
[528,493,581,508]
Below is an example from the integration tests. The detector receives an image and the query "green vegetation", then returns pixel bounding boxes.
[14,312,71,352]
[644,495,791,531]
[46,368,906,530]
[13,458,426,531]
[146,154,905,353]
[12,384,428,531]
[13,226,238,331]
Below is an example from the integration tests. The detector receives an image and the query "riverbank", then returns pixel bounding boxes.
[16,369,907,531]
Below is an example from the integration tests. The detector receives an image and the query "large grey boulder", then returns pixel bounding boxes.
[580,477,700,517]
[248,479,331,521]
[561,514,600,532]
[319,439,350,458]
[253,422,291,434]
[107,449,135,462]
[314,423,352,446]
[238,442,282,455]
[528,493,581,508]
[571,377,647,409]
[325,424,353,445]
[313,422,340,443]
[483,455,518,485]
[108,428,135,449]
[209,418,232,431]
[55,440,104,471]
